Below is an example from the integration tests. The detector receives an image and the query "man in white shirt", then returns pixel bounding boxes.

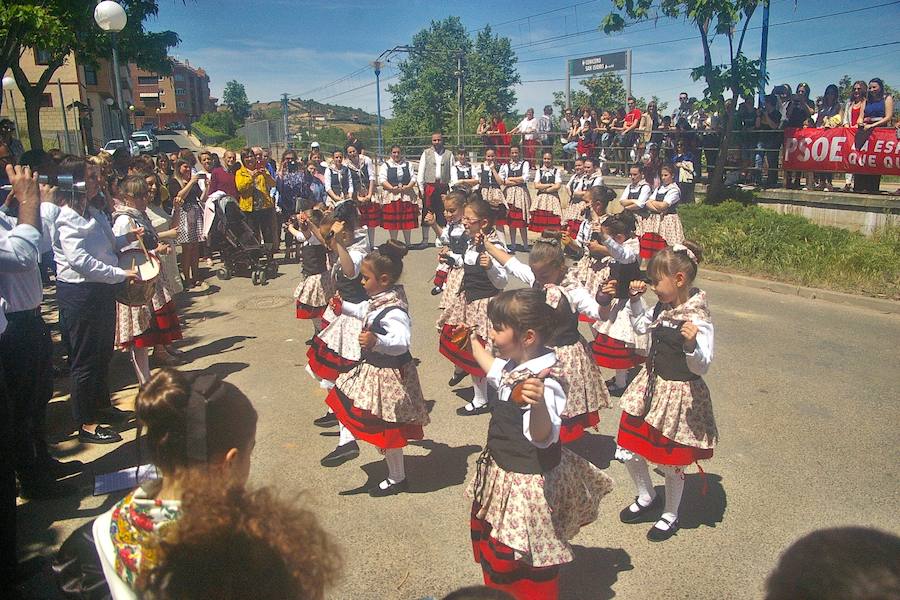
[417,132,453,248]
[537,105,554,156]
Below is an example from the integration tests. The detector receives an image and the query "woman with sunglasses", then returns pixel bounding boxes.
[841,81,867,191]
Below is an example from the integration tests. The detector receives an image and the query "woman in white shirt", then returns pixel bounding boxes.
[498,146,531,252]
[54,159,140,444]
[378,145,418,246]
[509,107,539,164]
[449,147,479,192]
[639,164,684,259]
[529,151,563,233]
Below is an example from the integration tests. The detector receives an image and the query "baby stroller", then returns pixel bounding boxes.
[208,194,276,285]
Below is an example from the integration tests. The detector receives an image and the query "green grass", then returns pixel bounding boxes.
[679,201,900,299]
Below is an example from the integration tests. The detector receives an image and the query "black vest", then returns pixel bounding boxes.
[349,162,369,192]
[463,261,500,302]
[361,306,413,368]
[648,302,701,382]
[387,163,411,186]
[487,390,562,474]
[506,162,525,182]
[334,266,367,303]
[447,222,468,256]
[480,166,500,188]
[299,244,326,276]
[329,167,351,195]
[551,294,581,346]
[454,164,473,180]
[627,184,646,200]
[655,187,677,213]
[581,175,599,190]
[539,167,557,185]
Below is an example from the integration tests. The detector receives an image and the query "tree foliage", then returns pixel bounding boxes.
[552,72,667,114]
[223,80,251,122]
[603,0,762,202]
[836,74,898,115]
[2,0,178,150]
[196,110,237,137]
[388,17,520,144]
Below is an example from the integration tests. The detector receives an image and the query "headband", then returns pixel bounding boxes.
[186,374,226,462]
[672,243,698,265]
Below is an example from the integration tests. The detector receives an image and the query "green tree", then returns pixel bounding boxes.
[603,0,762,203]
[223,80,250,122]
[196,110,237,136]
[388,17,520,144]
[552,72,667,114]
[3,0,178,150]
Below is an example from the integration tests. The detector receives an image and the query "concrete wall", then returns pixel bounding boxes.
[751,189,899,236]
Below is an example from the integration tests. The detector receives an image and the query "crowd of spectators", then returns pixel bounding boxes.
[482,77,896,194]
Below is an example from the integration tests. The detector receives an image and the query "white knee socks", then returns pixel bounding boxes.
[338,423,356,446]
[615,369,628,388]
[661,465,685,524]
[624,455,655,506]
[383,448,405,486]
[131,347,150,387]
[472,376,488,408]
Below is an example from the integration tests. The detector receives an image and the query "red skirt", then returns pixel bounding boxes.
[590,333,645,370]
[433,266,449,287]
[559,411,600,444]
[617,411,713,466]
[296,300,326,320]
[578,313,595,324]
[503,207,527,229]
[528,210,562,233]
[438,323,486,378]
[639,232,667,259]
[382,200,418,230]
[357,201,381,228]
[471,503,561,600]
[306,338,358,383]
[325,388,424,449]
[576,140,594,158]
[565,218,583,239]
[131,300,182,348]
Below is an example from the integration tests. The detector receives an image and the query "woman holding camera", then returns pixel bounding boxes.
[53,158,141,443]
[168,160,208,288]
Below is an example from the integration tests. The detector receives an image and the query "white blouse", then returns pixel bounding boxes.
[628,298,713,376]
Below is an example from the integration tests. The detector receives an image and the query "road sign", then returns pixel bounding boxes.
[568,51,628,77]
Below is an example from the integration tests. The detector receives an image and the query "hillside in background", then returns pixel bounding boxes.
[250,98,380,129]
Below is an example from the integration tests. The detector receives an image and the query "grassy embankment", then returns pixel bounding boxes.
[679,201,900,299]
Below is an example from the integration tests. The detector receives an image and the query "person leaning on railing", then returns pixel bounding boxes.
[755,94,783,189]
[812,84,843,191]
[854,78,894,193]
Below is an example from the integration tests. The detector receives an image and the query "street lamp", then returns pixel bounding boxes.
[94,1,128,140]
[371,60,383,165]
[1,75,19,136]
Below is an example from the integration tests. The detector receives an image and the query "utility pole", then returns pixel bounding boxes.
[758,0,770,107]
[455,50,464,148]
[281,93,289,147]
[372,60,383,165]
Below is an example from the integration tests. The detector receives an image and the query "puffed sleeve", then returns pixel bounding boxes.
[523,377,565,448]
[685,318,714,375]
[485,357,508,389]
[373,308,412,355]
[503,256,536,287]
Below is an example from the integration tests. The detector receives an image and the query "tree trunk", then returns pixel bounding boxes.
[21,88,44,151]
[706,101,737,204]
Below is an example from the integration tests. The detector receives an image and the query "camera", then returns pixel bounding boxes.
[286,160,300,173]
[0,174,86,194]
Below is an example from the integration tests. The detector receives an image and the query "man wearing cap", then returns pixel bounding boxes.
[417,132,453,248]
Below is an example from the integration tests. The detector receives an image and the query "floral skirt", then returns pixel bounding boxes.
[481,187,505,212]
[499,186,530,228]
[438,266,464,311]
[619,366,718,455]
[437,294,494,377]
[467,447,614,568]
[326,362,429,449]
[306,312,362,385]
[552,340,611,443]
[116,300,182,349]
[294,273,333,319]
[638,213,684,259]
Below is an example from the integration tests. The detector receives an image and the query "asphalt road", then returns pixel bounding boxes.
[155,129,202,155]
[19,231,900,600]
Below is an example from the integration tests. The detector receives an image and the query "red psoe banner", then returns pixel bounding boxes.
[782,127,900,175]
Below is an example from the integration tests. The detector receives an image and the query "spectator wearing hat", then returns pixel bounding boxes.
[0,120,23,163]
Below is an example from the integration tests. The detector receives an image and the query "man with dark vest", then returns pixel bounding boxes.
[417,132,453,248]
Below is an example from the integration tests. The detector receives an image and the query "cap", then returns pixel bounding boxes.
[310,141,320,148]
[647,142,658,150]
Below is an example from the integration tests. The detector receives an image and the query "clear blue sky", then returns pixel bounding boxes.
[148,0,900,115]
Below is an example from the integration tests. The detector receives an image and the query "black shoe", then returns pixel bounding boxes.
[456,402,490,416]
[607,383,627,397]
[647,515,679,542]
[619,495,662,524]
[320,441,359,467]
[313,413,339,428]
[19,478,78,500]
[430,286,443,296]
[305,337,314,346]
[448,371,467,386]
[368,478,409,497]
[604,376,616,387]
[97,406,133,424]
[78,426,123,444]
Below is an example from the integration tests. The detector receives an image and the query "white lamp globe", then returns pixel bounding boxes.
[105,97,115,106]
[1,76,14,88]
[94,1,127,33]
